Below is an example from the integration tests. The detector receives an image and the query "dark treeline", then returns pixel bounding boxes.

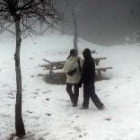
[56,0,140,46]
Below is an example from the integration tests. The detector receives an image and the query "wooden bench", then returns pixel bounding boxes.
[96,66,113,75]
[41,57,108,70]
[94,57,107,65]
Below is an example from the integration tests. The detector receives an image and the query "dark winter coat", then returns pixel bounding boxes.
[81,57,95,85]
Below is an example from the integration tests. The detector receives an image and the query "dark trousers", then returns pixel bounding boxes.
[83,84,103,109]
[66,83,79,105]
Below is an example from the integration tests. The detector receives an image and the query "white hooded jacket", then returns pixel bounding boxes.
[63,56,83,84]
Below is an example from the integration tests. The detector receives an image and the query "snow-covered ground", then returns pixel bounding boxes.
[0,32,140,140]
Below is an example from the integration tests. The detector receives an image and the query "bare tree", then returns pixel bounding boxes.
[0,0,59,138]
[65,0,78,51]
[71,5,78,51]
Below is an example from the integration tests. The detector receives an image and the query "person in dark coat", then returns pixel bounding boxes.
[81,48,105,110]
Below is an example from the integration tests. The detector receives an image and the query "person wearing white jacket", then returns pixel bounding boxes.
[63,49,83,106]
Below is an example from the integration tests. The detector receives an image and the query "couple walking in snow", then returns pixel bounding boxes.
[63,48,105,110]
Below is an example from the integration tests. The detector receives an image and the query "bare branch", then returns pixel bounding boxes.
[17,0,35,11]
[0,0,60,35]
[0,2,7,6]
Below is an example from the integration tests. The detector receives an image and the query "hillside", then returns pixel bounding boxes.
[0,32,140,140]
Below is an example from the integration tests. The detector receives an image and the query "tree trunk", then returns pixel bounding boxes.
[72,6,78,51]
[14,16,25,138]
[65,0,78,50]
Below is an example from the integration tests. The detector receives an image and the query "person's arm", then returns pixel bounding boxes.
[80,61,87,83]
[63,61,69,73]
[67,68,77,76]
[63,58,72,73]
[64,57,77,76]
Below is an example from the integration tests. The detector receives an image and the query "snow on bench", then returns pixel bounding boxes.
[41,57,107,70]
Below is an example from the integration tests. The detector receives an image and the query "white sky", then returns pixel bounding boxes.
[0,32,140,140]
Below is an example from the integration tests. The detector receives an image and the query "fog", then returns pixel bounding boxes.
[56,0,140,46]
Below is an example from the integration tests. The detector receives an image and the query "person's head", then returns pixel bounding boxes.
[70,49,78,57]
[83,48,92,59]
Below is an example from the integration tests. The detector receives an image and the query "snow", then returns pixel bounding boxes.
[0,31,140,140]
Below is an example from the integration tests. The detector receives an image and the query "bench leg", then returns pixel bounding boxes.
[49,70,53,82]
[95,70,102,81]
[98,70,101,75]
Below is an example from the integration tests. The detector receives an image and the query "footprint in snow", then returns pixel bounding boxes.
[46,113,51,116]
[36,89,40,91]
[26,110,33,114]
[104,117,112,121]
[33,92,38,95]
[74,126,87,138]
[31,75,35,78]
[3,84,8,87]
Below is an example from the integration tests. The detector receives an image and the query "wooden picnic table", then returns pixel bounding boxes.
[40,57,113,80]
[41,57,107,69]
